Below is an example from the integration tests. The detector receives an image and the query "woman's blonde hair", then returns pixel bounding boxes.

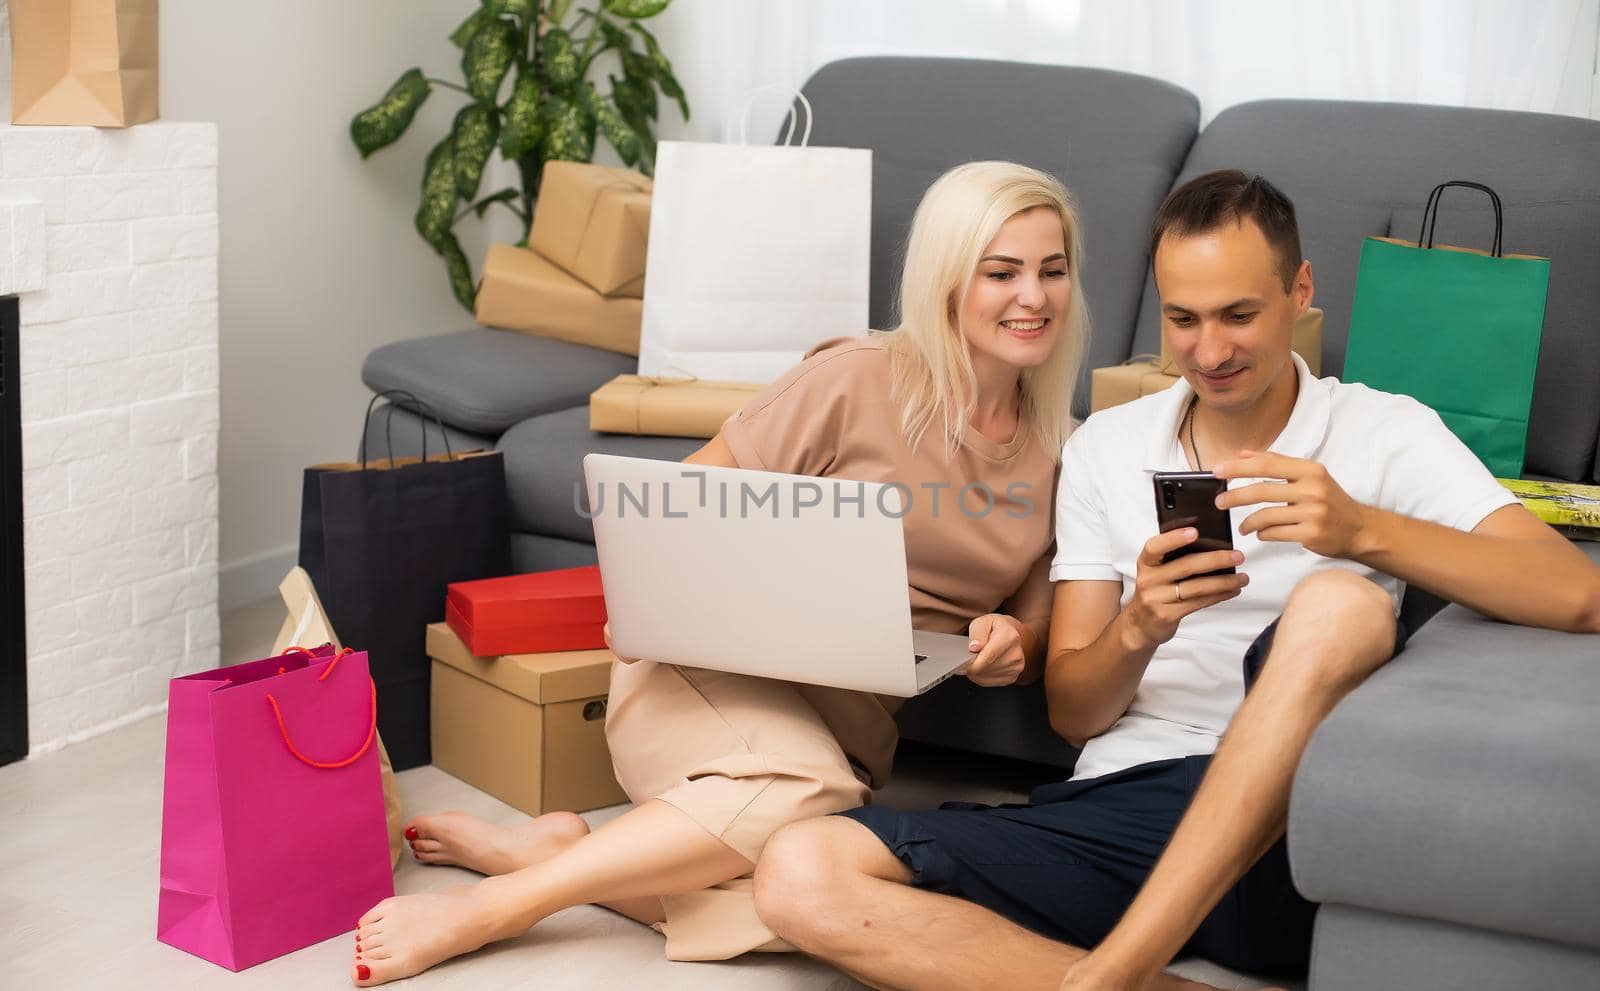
[877,161,1089,460]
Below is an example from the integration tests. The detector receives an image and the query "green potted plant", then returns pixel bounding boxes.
[349,0,689,311]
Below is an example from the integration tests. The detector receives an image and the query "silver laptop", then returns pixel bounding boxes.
[583,454,974,696]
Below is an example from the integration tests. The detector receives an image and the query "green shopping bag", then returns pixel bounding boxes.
[1344,181,1550,478]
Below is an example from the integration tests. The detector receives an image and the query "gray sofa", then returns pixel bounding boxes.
[362,57,1600,988]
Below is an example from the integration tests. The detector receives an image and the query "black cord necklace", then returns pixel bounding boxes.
[1185,397,1203,471]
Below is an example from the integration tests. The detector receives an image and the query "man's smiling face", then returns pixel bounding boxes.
[1155,218,1311,416]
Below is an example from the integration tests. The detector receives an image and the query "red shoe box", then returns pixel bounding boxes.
[445,565,608,656]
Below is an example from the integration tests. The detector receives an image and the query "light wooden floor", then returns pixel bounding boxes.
[0,600,1293,991]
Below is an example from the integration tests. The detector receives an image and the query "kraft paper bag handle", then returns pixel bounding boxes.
[359,389,457,468]
[1418,180,1504,257]
[266,647,379,770]
[735,85,814,147]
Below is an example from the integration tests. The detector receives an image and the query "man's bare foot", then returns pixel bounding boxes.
[352,880,525,986]
[404,810,589,875]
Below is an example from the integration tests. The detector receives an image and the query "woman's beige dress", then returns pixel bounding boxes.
[604,337,1058,959]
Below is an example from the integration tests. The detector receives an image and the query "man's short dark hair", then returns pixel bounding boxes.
[1149,170,1303,291]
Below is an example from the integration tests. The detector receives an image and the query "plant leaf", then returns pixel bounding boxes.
[472,187,521,218]
[541,92,595,163]
[603,0,672,19]
[349,68,431,159]
[550,0,576,25]
[598,18,633,53]
[449,7,488,48]
[462,17,518,102]
[630,23,690,120]
[438,231,477,312]
[499,72,546,160]
[583,82,641,166]
[541,27,582,87]
[451,103,500,200]
[414,136,458,249]
[616,53,659,120]
[487,0,535,18]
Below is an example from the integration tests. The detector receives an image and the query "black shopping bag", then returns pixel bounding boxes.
[299,391,510,769]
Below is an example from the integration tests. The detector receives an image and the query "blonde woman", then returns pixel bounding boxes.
[349,161,1091,987]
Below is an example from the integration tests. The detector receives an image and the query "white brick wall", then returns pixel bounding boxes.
[1,120,221,757]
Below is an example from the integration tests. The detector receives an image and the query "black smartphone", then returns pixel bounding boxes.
[1151,471,1236,576]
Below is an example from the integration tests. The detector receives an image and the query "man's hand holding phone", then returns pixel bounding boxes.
[1214,451,1371,559]
[1125,528,1248,650]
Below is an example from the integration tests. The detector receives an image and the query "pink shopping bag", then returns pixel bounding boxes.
[157,644,394,970]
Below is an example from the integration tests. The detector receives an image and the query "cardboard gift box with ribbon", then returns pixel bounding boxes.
[1089,360,1181,413]
[474,243,643,355]
[529,161,652,298]
[1094,307,1327,412]
[445,564,608,657]
[1159,306,1324,376]
[589,373,763,438]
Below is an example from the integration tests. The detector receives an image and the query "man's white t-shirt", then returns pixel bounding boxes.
[1051,352,1518,781]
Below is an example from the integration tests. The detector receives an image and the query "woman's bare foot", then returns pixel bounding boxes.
[404,810,589,875]
[352,880,525,986]
[1059,964,1232,991]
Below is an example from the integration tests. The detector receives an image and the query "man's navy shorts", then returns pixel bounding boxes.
[839,616,1409,976]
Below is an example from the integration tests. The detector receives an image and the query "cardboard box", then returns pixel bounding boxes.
[1090,360,1181,413]
[475,243,643,355]
[9,0,159,127]
[427,622,628,816]
[1096,307,1328,412]
[446,565,608,656]
[529,161,652,298]
[1159,306,1325,375]
[589,374,763,438]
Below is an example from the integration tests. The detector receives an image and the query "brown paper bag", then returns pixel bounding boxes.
[530,162,652,298]
[589,374,763,438]
[9,0,159,127]
[475,244,643,355]
[1159,306,1324,376]
[273,567,407,872]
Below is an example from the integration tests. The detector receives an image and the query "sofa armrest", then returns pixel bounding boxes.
[362,328,637,436]
[1289,542,1600,952]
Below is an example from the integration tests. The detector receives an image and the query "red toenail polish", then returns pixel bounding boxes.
[404,827,418,841]
[357,964,371,980]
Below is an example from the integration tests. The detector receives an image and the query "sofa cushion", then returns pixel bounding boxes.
[1290,541,1600,953]
[496,406,701,542]
[362,328,638,436]
[1308,904,1600,991]
[800,57,1199,414]
[1135,100,1600,481]
[511,532,599,572]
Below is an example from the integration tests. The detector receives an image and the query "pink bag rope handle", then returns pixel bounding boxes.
[267,647,377,769]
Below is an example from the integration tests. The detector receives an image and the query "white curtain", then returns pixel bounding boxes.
[639,0,1600,144]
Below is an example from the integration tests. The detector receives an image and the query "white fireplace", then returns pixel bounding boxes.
[0,117,220,756]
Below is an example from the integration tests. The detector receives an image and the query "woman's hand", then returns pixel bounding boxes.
[602,623,643,664]
[963,614,1028,687]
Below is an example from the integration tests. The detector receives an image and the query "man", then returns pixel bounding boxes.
[750,169,1600,991]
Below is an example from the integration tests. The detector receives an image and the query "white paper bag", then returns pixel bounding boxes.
[638,98,872,382]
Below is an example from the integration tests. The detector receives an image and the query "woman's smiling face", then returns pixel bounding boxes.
[957,206,1071,374]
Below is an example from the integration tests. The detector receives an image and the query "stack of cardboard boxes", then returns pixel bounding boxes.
[475,162,652,356]
[428,565,628,817]
[476,161,761,440]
